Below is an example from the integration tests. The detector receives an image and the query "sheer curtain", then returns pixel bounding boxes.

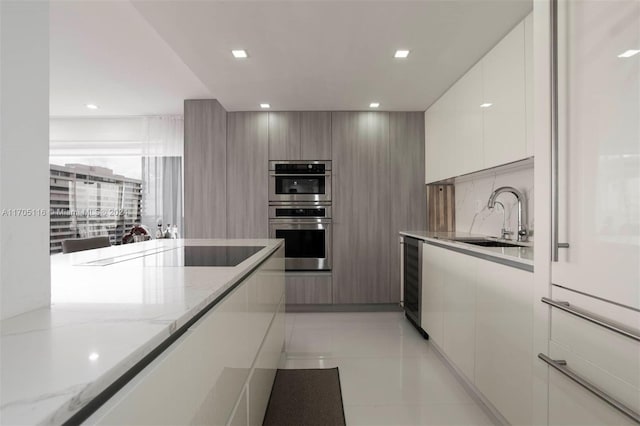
[141,116,184,236]
[49,116,185,241]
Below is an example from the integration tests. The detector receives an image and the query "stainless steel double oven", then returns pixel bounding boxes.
[268,161,332,271]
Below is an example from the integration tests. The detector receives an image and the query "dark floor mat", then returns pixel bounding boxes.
[262,368,347,426]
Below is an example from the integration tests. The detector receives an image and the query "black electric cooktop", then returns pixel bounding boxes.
[182,245,265,267]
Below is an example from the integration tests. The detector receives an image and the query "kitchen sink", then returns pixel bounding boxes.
[462,240,524,248]
[451,238,530,248]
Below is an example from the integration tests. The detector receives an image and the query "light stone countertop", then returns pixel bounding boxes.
[0,238,283,426]
[399,231,533,270]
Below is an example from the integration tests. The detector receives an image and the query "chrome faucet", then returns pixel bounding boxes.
[487,186,529,242]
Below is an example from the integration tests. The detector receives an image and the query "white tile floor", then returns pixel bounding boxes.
[281,312,495,426]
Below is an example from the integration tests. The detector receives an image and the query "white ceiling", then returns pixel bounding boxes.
[51,0,532,115]
[49,1,212,116]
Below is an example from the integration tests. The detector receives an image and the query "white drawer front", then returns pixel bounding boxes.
[549,286,640,416]
[548,343,637,426]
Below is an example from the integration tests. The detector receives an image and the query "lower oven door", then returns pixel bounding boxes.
[269,219,332,271]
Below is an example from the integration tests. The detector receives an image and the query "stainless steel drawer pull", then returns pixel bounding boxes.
[542,297,640,342]
[538,354,640,423]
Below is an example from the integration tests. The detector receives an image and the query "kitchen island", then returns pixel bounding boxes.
[0,239,285,425]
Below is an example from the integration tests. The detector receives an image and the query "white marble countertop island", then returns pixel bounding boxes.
[0,238,283,425]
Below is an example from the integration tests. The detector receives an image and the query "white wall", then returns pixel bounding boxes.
[454,160,534,239]
[0,1,51,319]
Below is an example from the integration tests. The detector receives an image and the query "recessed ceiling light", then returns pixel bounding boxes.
[86,103,99,110]
[232,49,248,59]
[369,102,380,108]
[618,49,640,58]
[480,103,493,108]
[260,103,271,109]
[88,352,100,361]
[394,50,410,58]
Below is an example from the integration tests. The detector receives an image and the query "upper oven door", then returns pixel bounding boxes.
[269,161,332,202]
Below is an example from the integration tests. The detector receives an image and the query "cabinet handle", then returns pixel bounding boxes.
[550,0,569,262]
[269,173,331,177]
[542,297,640,342]
[538,353,640,423]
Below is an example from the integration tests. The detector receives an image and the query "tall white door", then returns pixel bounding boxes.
[551,0,640,310]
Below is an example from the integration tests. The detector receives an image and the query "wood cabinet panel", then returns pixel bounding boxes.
[268,112,300,160]
[389,112,426,303]
[332,111,391,304]
[227,112,269,238]
[285,272,332,304]
[184,99,227,238]
[300,111,331,160]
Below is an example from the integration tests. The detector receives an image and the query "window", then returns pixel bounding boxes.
[49,117,183,254]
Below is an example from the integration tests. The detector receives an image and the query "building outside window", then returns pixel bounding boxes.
[49,116,183,254]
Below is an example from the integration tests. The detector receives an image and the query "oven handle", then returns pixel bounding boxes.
[269,219,332,224]
[269,173,331,177]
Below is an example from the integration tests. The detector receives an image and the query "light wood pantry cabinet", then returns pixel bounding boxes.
[268,111,331,161]
[184,99,228,238]
[301,111,331,160]
[389,112,426,303]
[268,111,301,160]
[332,111,391,304]
[227,112,269,238]
[424,14,532,184]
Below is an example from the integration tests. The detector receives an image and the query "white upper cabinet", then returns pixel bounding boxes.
[482,21,527,169]
[455,62,485,176]
[425,14,532,183]
[425,97,446,183]
[524,13,534,158]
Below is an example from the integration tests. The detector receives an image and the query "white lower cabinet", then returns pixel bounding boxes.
[228,388,248,426]
[421,243,445,346]
[475,259,534,425]
[421,243,534,425]
[248,299,285,426]
[441,249,477,381]
[85,254,285,426]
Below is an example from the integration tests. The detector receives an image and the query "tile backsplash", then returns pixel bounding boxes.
[454,160,534,240]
